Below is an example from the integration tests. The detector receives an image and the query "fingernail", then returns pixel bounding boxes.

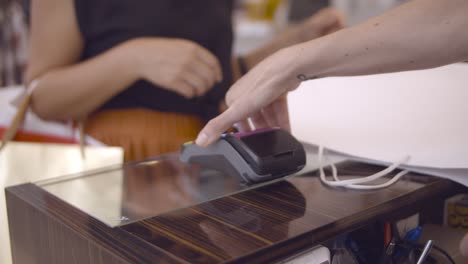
[196,132,209,147]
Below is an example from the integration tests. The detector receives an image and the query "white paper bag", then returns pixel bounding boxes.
[289,63,468,186]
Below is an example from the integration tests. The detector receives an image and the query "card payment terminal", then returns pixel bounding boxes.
[180,128,306,185]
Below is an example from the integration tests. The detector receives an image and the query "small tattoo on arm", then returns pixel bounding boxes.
[297,74,318,81]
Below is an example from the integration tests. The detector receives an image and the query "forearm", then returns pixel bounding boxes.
[292,0,468,79]
[29,42,138,120]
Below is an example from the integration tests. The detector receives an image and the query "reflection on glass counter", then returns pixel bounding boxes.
[37,154,250,227]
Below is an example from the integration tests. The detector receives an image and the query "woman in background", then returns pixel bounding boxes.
[26,0,343,160]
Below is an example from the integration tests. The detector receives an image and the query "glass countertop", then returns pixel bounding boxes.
[35,144,344,227]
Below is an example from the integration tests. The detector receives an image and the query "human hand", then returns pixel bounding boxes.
[127,38,223,98]
[196,47,301,147]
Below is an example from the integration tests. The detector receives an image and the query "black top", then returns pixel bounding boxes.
[74,0,234,121]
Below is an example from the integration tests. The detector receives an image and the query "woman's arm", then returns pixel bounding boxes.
[27,0,139,120]
[28,0,222,121]
[197,0,468,146]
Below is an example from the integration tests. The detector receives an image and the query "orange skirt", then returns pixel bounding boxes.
[85,109,203,161]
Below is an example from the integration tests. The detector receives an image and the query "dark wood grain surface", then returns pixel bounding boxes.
[6,161,462,264]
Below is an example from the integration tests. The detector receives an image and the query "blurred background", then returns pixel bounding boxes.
[0,0,409,88]
[234,0,408,54]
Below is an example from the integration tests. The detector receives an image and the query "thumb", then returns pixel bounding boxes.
[195,108,239,147]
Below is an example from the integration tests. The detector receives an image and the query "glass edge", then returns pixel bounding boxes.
[34,163,125,186]
[35,153,180,186]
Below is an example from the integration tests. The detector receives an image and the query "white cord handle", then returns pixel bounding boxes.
[318,146,410,190]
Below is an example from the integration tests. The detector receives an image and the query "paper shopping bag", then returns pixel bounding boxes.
[289,63,468,185]
[0,86,103,152]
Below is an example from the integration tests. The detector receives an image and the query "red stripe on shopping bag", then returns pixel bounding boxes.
[0,126,77,144]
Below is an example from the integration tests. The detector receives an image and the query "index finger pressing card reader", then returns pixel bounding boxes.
[180,128,306,185]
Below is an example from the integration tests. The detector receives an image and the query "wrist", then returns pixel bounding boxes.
[118,39,147,81]
[264,46,304,93]
[290,38,329,81]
